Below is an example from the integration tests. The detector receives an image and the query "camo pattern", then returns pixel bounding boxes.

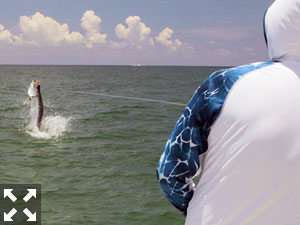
[157,62,273,214]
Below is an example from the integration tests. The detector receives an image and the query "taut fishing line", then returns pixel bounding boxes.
[71,91,186,106]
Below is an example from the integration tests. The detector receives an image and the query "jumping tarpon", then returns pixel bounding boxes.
[25,80,44,130]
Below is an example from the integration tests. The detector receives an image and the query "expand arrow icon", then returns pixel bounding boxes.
[4,208,17,221]
[4,189,17,202]
[23,208,36,221]
[23,189,36,202]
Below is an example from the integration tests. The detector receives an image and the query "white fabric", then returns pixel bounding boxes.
[265,0,300,62]
[186,1,300,223]
[186,62,300,225]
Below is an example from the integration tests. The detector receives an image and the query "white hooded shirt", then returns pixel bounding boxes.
[157,0,300,224]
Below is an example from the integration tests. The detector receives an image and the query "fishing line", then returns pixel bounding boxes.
[72,91,186,106]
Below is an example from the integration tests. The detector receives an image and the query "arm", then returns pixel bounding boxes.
[156,62,273,215]
[156,69,227,215]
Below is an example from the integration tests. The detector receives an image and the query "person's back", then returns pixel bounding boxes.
[157,0,300,224]
[186,61,300,225]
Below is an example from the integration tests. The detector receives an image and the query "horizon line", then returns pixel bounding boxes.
[0,63,232,68]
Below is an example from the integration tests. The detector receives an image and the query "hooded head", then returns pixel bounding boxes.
[264,0,300,62]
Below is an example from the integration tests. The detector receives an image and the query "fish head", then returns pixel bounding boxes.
[28,80,41,97]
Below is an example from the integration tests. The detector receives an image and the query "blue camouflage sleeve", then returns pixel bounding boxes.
[156,68,228,215]
[156,62,273,215]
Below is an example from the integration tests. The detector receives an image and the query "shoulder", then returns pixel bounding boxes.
[201,62,274,91]
[193,62,274,102]
[186,62,274,127]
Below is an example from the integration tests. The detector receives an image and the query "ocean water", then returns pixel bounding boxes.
[0,65,222,225]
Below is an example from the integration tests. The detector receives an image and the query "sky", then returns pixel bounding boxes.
[0,0,274,66]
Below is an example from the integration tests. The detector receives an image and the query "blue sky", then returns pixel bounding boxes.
[0,0,274,66]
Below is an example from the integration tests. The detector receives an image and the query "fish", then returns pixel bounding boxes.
[25,80,44,130]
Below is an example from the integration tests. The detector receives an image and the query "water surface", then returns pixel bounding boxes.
[0,65,222,225]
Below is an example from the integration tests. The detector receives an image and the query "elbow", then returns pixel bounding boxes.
[156,167,192,215]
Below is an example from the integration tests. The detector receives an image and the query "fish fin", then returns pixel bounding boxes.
[24,97,31,104]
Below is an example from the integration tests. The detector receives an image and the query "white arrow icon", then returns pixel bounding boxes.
[23,189,36,202]
[4,208,17,221]
[4,189,17,202]
[23,208,36,221]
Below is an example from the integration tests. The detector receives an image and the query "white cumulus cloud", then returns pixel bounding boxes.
[155,27,183,51]
[19,12,84,46]
[81,10,107,48]
[115,16,154,49]
[0,11,193,55]
[0,24,13,43]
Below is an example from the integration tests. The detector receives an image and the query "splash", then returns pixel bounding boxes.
[26,115,72,140]
[24,96,72,140]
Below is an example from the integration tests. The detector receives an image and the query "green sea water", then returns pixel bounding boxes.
[0,65,222,225]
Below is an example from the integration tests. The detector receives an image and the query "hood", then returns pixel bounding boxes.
[264,0,300,62]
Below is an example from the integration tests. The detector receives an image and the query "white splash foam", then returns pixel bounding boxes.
[27,115,72,140]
